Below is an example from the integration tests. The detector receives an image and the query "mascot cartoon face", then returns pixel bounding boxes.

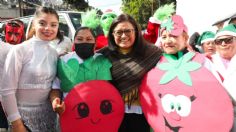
[60,80,124,132]
[100,10,117,36]
[140,52,233,132]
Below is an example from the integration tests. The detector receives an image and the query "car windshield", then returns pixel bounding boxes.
[68,13,82,30]
[0,22,4,40]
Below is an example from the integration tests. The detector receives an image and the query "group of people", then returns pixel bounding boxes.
[0,5,235,132]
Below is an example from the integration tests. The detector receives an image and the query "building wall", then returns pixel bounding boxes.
[0,8,20,20]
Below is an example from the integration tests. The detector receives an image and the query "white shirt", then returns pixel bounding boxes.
[0,41,13,101]
[0,37,58,122]
[211,53,236,119]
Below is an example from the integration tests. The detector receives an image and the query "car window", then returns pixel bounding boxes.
[18,17,32,33]
[68,13,82,30]
[0,22,4,33]
[59,15,71,37]
[20,17,32,32]
[0,22,4,40]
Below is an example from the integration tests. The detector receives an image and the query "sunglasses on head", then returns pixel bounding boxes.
[214,37,236,45]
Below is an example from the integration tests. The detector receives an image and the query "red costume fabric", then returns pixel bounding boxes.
[143,21,160,44]
[60,80,124,132]
[95,34,108,50]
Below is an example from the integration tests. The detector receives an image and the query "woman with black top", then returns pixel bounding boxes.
[99,13,162,132]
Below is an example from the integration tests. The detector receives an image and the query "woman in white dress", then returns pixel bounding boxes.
[0,6,60,132]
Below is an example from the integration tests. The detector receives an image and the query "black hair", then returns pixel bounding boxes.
[34,6,63,43]
[74,26,96,40]
[107,13,147,56]
[189,32,201,53]
[34,6,59,21]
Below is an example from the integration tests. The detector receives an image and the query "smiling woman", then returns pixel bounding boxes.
[0,6,59,132]
[99,13,162,132]
[33,12,59,41]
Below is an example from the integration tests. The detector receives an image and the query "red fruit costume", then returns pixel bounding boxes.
[140,52,233,132]
[60,80,124,132]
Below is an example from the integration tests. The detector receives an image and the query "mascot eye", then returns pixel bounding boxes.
[161,94,176,113]
[175,95,192,117]
[110,15,116,19]
[100,100,112,115]
[102,16,107,20]
[77,102,89,118]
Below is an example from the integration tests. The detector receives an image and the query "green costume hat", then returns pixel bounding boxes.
[197,31,215,45]
[161,15,188,36]
[153,2,175,22]
[81,9,100,29]
[215,24,236,39]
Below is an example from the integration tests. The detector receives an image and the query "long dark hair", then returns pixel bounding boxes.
[29,6,63,43]
[107,14,147,56]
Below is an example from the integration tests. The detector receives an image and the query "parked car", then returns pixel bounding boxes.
[0,11,83,41]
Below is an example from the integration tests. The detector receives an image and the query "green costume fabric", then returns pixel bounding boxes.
[57,55,112,92]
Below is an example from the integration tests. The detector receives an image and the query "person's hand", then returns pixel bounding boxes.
[149,17,161,24]
[11,119,27,132]
[52,97,65,115]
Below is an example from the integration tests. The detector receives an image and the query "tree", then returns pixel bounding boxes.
[63,0,90,11]
[122,0,176,29]
[160,0,176,5]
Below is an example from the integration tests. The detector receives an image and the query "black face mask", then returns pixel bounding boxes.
[74,43,95,60]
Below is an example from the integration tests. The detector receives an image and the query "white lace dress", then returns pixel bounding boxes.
[0,37,58,132]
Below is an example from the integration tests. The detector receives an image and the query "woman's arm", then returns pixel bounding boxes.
[1,47,23,122]
[0,46,26,131]
[11,119,27,132]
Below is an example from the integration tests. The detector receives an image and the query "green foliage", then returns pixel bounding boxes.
[121,0,176,29]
